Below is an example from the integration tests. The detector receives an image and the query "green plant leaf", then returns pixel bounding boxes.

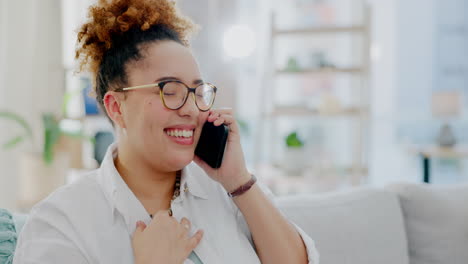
[42,113,61,165]
[285,132,304,148]
[2,135,25,149]
[0,111,33,143]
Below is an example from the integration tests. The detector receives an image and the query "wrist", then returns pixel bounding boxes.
[222,171,252,193]
[226,173,257,198]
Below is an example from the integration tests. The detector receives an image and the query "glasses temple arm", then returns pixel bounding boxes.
[121,83,159,91]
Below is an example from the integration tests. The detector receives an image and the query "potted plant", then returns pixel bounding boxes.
[0,92,93,208]
[282,131,306,175]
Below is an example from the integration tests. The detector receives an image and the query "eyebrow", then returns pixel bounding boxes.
[155,76,204,86]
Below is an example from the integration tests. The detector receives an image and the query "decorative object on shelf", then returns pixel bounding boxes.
[257,1,370,190]
[437,124,456,148]
[282,131,306,175]
[0,91,94,208]
[285,56,301,72]
[293,0,336,26]
[431,91,461,147]
[318,93,342,114]
[309,51,336,69]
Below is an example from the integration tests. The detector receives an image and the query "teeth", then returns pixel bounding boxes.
[166,129,193,138]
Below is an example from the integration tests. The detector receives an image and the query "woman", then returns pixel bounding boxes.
[13,0,319,263]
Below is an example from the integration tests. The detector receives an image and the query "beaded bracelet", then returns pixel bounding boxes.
[228,174,257,198]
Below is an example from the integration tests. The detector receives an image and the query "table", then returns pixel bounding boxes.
[414,146,468,183]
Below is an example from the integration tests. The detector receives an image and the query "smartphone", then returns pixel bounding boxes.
[195,121,229,168]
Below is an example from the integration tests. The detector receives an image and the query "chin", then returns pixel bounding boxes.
[167,151,195,170]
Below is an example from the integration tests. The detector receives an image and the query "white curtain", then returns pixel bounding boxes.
[0,0,63,210]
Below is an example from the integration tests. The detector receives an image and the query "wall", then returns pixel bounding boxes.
[0,0,64,210]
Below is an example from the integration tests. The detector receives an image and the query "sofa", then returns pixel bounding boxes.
[2,183,467,264]
[277,182,468,264]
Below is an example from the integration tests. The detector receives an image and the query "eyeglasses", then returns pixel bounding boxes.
[115,80,217,111]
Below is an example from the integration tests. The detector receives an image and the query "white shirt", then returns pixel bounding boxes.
[14,143,319,264]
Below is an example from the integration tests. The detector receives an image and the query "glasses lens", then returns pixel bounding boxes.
[195,84,216,111]
[162,82,187,109]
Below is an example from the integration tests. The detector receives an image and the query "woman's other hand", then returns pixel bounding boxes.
[132,211,203,264]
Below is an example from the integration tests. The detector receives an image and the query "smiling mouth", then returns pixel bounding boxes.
[164,128,195,138]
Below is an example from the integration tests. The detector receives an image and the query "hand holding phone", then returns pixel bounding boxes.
[195,122,229,168]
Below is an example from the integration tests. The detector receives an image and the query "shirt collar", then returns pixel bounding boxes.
[96,143,209,233]
[181,162,209,200]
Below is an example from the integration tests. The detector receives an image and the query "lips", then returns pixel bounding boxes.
[164,124,196,145]
[165,129,194,138]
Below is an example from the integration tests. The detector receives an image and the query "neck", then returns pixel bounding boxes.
[115,141,176,213]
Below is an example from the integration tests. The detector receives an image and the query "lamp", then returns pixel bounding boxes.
[431,91,461,147]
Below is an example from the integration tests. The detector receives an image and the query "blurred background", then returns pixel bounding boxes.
[1,0,468,211]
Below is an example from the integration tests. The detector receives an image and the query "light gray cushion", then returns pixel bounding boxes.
[277,188,409,264]
[388,183,468,264]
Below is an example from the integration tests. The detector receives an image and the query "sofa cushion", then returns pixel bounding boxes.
[388,183,468,264]
[277,188,409,264]
[0,209,17,264]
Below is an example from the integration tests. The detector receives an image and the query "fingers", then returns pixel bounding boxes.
[210,108,233,116]
[208,109,238,130]
[208,114,239,139]
[180,217,191,237]
[186,230,204,252]
[207,109,233,123]
[207,111,221,122]
[135,221,147,231]
[213,117,225,126]
[133,220,147,239]
[180,217,191,230]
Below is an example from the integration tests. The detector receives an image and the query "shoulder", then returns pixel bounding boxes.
[15,171,108,262]
[26,170,110,227]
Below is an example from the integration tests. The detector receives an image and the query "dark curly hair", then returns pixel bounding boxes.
[75,0,198,113]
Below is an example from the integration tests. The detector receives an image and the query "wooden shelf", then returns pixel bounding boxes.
[256,4,371,183]
[273,25,366,35]
[276,67,364,75]
[268,106,365,117]
[409,145,468,159]
[268,162,368,174]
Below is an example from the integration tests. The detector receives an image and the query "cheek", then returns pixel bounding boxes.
[143,96,171,129]
[199,112,209,122]
[194,112,209,139]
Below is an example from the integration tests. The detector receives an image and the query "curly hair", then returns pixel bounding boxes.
[75,0,198,112]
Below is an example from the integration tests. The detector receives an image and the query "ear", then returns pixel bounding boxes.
[103,91,126,129]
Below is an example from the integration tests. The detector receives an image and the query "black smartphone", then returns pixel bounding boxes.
[195,121,229,168]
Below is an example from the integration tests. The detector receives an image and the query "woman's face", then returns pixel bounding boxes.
[114,40,209,171]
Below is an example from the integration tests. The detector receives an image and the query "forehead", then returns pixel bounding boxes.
[127,40,201,84]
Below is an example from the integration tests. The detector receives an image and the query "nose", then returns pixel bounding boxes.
[177,92,199,117]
